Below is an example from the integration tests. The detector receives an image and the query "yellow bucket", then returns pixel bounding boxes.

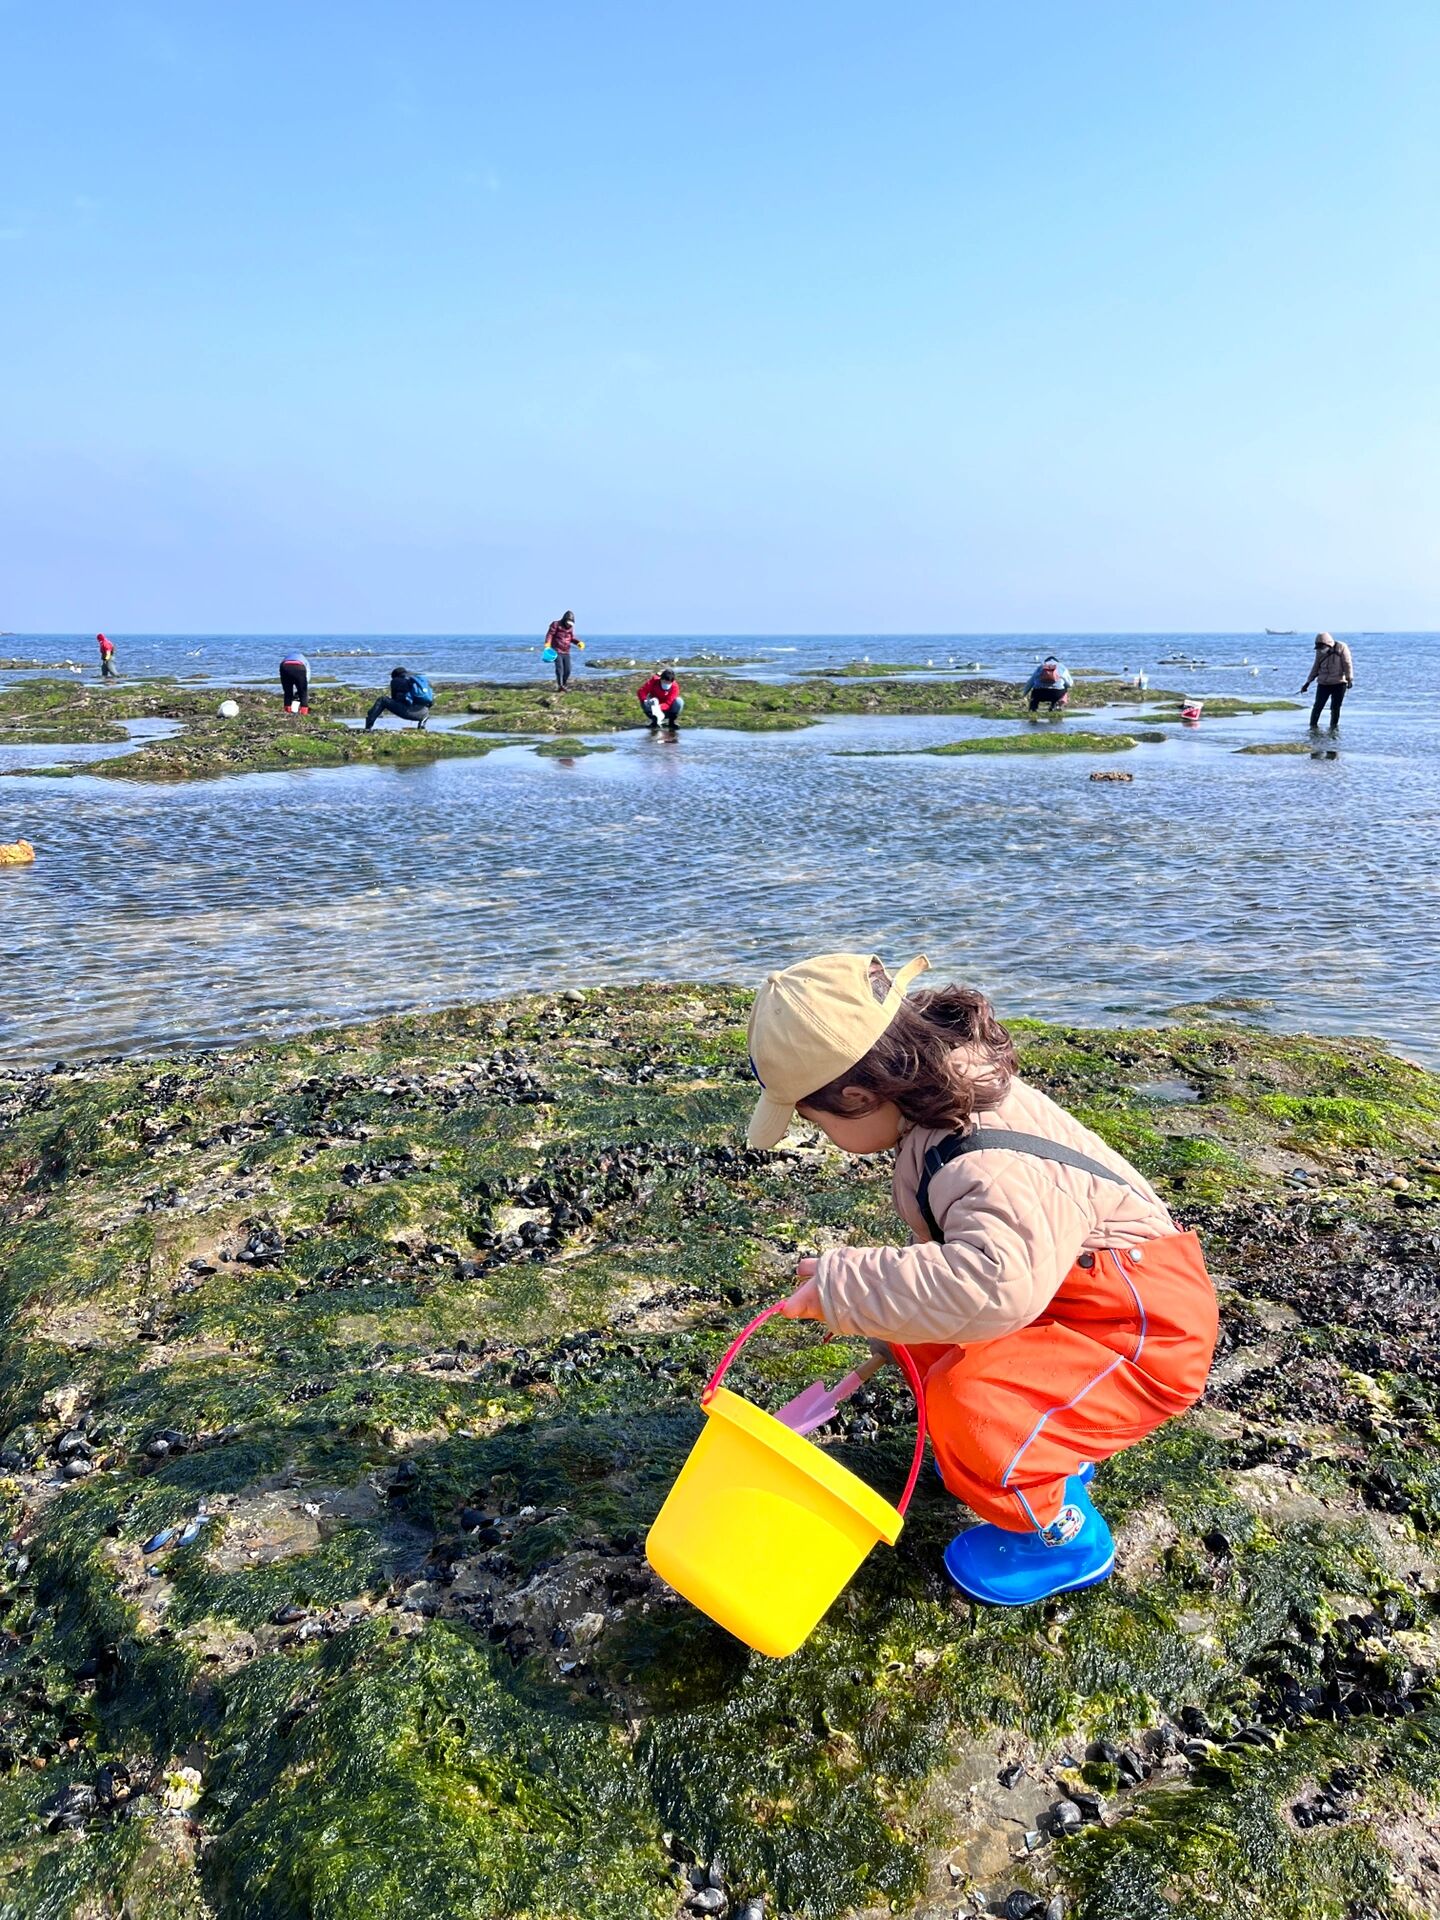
[646,1306,926,1658]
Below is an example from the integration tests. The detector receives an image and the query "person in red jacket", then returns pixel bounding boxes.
[637,668,684,732]
[96,633,116,680]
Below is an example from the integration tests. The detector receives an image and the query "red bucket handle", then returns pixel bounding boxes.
[702,1301,929,1516]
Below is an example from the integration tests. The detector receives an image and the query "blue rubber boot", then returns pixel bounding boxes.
[942,1477,1115,1607]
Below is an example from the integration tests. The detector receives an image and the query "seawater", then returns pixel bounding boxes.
[2,633,1436,1065]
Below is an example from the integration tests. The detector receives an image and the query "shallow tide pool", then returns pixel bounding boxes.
[2,631,1436,1064]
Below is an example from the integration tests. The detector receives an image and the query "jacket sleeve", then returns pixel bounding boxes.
[814,1161,1092,1345]
[1301,662,1316,688]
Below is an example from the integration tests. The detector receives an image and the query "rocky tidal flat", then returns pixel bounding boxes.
[3,990,1440,1916]
[0,672,1285,784]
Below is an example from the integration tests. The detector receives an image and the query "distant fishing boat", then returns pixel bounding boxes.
[1265,628,1295,635]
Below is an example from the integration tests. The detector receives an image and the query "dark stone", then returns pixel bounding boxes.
[1178,1704,1212,1737]
[95,1761,132,1805]
[1003,1893,1044,1920]
[1084,1738,1119,1765]
[44,1782,97,1829]
[1064,1788,1104,1822]
[998,1760,1026,1788]
[1047,1798,1082,1837]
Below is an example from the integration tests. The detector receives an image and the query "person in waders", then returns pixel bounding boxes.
[746,953,1218,1607]
[97,633,116,679]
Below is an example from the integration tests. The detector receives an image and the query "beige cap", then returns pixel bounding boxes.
[745,951,930,1149]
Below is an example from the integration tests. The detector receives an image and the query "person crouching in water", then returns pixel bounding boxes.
[746,953,1218,1606]
[279,650,310,714]
[637,668,684,732]
[365,666,435,731]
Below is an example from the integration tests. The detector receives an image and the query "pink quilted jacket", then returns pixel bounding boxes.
[814,1076,1176,1346]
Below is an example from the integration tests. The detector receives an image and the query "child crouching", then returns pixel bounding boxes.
[746,952,1218,1607]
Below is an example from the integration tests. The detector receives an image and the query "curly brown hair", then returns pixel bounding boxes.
[798,970,1016,1131]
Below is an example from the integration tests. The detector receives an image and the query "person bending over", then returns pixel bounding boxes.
[637,668,684,731]
[279,650,310,714]
[1025,656,1072,712]
[365,666,435,731]
[1301,632,1353,730]
[747,952,1217,1607]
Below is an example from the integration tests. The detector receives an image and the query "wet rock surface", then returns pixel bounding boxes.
[2,990,1440,1917]
[0,668,1190,779]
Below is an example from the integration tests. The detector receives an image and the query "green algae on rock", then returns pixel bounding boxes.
[86,717,522,782]
[532,736,617,757]
[453,673,1173,738]
[3,996,1440,1918]
[1236,740,1327,755]
[839,730,1153,759]
[0,671,1182,776]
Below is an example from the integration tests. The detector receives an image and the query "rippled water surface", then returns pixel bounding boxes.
[2,632,1436,1064]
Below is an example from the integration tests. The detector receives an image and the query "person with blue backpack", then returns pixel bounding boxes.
[365,666,435,731]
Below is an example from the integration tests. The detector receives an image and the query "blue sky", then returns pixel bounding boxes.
[2,1,1436,632]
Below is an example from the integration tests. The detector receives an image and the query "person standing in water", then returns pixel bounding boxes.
[96,633,116,679]
[279,650,310,714]
[1301,632,1354,730]
[1024,656,1072,713]
[544,611,583,692]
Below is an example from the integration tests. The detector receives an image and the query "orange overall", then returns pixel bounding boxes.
[909,1230,1217,1533]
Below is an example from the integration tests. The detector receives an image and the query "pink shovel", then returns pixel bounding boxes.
[773,1342,891,1436]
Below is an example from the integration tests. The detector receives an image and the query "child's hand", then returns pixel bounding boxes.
[780,1259,824,1321]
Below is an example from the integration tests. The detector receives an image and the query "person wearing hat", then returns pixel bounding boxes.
[544,611,584,692]
[745,953,1217,1606]
[1300,632,1354,731]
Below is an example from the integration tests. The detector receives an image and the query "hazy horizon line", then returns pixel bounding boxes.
[7,628,1431,642]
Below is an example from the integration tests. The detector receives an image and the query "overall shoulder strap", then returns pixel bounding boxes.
[915,1127,1143,1243]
